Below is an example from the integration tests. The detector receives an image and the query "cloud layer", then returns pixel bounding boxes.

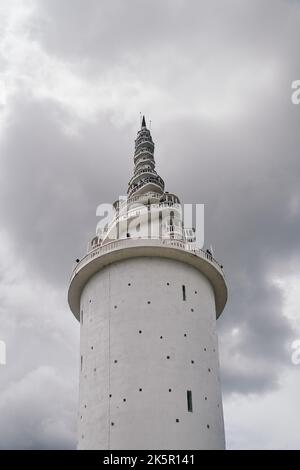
[0,0,300,449]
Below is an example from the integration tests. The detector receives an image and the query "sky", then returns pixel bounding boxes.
[0,0,300,449]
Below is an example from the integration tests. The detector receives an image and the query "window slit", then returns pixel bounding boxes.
[187,390,193,412]
[182,285,186,301]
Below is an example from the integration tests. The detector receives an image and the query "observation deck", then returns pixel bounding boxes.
[68,237,227,321]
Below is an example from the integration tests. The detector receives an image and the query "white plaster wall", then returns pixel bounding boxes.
[105,203,183,242]
[78,257,225,450]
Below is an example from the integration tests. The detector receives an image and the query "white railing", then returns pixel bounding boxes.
[128,176,164,197]
[129,168,157,185]
[135,156,154,167]
[71,238,224,282]
[126,192,161,205]
[165,224,183,234]
[105,201,182,236]
[134,149,154,161]
[135,139,154,150]
[115,192,162,213]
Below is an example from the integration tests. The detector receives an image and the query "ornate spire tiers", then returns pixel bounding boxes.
[128,116,165,198]
[99,116,184,245]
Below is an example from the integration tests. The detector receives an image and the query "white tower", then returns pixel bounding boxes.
[68,117,227,450]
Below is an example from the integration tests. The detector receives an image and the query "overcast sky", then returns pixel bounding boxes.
[0,0,300,449]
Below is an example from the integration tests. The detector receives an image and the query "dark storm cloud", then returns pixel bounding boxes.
[32,0,187,68]
[158,88,300,392]
[0,94,132,285]
[0,0,300,449]
[30,0,300,87]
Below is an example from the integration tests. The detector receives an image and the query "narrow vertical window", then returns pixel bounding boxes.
[159,211,163,238]
[169,210,174,226]
[187,390,193,412]
[81,355,83,371]
[81,310,83,324]
[182,285,186,301]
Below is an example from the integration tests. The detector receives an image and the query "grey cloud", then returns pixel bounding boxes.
[0,94,132,285]
[30,0,300,86]
[158,93,300,393]
[0,0,300,449]
[0,366,76,449]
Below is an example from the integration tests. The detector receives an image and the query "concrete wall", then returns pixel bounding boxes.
[78,256,225,450]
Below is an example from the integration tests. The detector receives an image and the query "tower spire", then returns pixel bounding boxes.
[127,118,165,197]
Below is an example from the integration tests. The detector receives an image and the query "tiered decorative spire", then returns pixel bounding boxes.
[127,116,165,197]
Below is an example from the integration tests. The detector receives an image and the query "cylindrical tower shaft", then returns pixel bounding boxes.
[77,257,225,450]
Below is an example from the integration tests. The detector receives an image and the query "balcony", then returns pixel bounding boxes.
[115,192,163,213]
[134,149,154,163]
[165,224,183,236]
[68,237,227,320]
[128,168,157,186]
[135,140,154,152]
[128,176,165,197]
[104,202,183,238]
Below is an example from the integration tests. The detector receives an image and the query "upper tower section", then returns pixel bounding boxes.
[68,117,228,321]
[128,116,165,198]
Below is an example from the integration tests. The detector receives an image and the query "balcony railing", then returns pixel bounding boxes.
[134,155,154,166]
[104,204,184,239]
[129,168,157,186]
[134,149,154,161]
[128,176,165,197]
[135,139,154,150]
[116,192,162,213]
[71,237,225,283]
[165,224,183,234]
